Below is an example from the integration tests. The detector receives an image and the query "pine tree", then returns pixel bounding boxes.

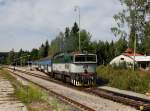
[44,40,49,57]
[143,21,150,55]
[39,44,45,58]
[7,49,15,65]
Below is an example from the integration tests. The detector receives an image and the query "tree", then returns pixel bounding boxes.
[114,37,128,55]
[0,52,8,65]
[112,0,150,53]
[69,22,80,51]
[64,22,92,52]
[80,30,92,51]
[109,41,115,60]
[44,40,49,57]
[95,41,109,65]
[17,48,23,58]
[7,49,15,65]
[30,48,39,60]
[143,21,150,55]
[48,33,64,56]
[39,44,45,58]
[64,27,70,52]
[71,22,79,34]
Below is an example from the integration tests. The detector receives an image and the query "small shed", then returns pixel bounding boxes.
[110,55,133,67]
[110,48,150,69]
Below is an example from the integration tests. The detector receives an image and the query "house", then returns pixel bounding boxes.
[110,48,150,69]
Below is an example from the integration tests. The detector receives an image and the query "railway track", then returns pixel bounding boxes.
[7,68,95,111]
[84,88,150,111]
[8,67,150,111]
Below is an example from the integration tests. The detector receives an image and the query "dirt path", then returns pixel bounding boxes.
[0,76,28,111]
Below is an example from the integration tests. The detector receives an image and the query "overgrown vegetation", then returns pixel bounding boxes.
[0,69,67,111]
[97,65,150,93]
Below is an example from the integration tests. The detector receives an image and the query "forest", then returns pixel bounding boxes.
[1,0,150,66]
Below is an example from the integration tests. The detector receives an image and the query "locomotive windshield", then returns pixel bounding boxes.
[74,55,97,63]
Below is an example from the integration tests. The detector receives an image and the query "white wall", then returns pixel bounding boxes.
[110,55,134,66]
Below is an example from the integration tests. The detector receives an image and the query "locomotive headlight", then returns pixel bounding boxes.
[83,65,88,74]
[84,69,88,73]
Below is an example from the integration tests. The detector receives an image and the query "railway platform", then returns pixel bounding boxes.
[98,86,150,102]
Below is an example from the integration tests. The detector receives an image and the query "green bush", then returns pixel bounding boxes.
[0,67,1,70]
[15,84,44,103]
[0,69,43,103]
[111,62,128,69]
[96,65,150,93]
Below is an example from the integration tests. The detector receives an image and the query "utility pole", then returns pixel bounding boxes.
[133,1,137,71]
[74,6,81,52]
[133,34,136,71]
[133,1,146,71]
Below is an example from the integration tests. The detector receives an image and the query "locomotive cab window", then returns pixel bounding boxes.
[87,55,96,62]
[74,55,96,63]
[75,55,86,62]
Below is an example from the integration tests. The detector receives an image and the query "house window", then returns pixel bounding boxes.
[120,58,124,60]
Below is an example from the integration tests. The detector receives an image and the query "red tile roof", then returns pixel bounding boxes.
[123,53,143,56]
[124,48,133,53]
[123,48,143,57]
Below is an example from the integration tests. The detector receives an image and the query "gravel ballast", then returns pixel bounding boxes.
[9,69,139,111]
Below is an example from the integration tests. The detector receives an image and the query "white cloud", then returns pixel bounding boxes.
[0,0,123,51]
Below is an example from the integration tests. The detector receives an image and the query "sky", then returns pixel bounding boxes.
[0,0,123,52]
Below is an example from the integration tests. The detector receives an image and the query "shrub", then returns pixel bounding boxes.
[110,62,138,70]
[112,62,128,69]
[96,65,150,93]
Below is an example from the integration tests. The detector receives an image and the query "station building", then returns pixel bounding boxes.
[110,48,150,69]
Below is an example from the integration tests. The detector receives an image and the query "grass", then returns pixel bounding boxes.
[0,67,1,70]
[96,65,150,94]
[0,68,67,111]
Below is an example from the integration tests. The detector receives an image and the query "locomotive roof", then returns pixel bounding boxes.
[39,56,51,61]
[53,52,96,57]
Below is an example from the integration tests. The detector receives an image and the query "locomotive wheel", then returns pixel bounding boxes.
[62,75,66,83]
[71,75,77,86]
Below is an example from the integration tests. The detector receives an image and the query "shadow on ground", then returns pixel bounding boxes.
[96,76,108,87]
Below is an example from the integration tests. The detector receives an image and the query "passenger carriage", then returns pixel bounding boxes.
[37,58,52,73]
[32,61,39,70]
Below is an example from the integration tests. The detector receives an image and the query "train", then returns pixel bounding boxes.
[33,52,97,86]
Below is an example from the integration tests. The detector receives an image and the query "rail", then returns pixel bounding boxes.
[8,67,150,111]
[7,68,95,111]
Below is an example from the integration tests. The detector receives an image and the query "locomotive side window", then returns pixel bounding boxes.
[53,54,73,63]
[87,55,96,62]
[64,55,73,63]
